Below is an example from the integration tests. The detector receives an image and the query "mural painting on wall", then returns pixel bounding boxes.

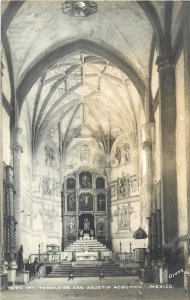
[79,193,93,211]
[93,152,106,166]
[67,193,76,211]
[96,177,105,189]
[111,174,139,199]
[40,175,61,196]
[115,146,121,165]
[67,178,75,189]
[65,143,105,169]
[37,204,59,233]
[97,193,106,211]
[80,144,90,163]
[123,142,131,163]
[45,145,56,166]
[79,171,92,188]
[112,139,131,166]
[113,203,134,232]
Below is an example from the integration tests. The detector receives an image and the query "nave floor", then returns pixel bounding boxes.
[1,276,188,300]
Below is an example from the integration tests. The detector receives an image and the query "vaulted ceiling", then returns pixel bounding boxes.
[7,1,154,85]
[23,50,142,156]
[2,0,169,160]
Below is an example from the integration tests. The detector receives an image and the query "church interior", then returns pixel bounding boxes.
[1,0,190,295]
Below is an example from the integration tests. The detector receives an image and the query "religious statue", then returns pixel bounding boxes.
[79,229,84,239]
[90,229,94,239]
[67,193,76,211]
[84,218,90,231]
[97,194,106,211]
[17,245,24,271]
[68,220,75,234]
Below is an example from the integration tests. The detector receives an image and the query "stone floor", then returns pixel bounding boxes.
[1,277,188,300]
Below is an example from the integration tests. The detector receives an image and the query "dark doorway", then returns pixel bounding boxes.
[46,266,52,276]
[79,214,94,233]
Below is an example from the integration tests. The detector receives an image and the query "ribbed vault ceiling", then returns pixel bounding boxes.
[5,0,167,160]
[7,1,154,84]
[24,50,142,156]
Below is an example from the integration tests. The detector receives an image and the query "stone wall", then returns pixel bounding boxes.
[31,135,62,254]
[110,132,145,252]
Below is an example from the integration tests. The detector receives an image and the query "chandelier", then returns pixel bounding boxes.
[62,1,97,17]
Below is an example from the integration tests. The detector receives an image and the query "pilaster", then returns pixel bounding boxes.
[156,55,178,245]
[183,2,190,273]
[141,122,155,228]
[0,87,4,272]
[13,127,23,250]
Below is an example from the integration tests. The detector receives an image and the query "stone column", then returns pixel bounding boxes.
[146,217,152,268]
[94,215,97,238]
[183,2,190,280]
[61,189,64,251]
[156,56,178,245]
[141,123,155,229]
[156,209,162,258]
[151,212,158,258]
[13,127,23,250]
[0,90,4,272]
[105,166,111,240]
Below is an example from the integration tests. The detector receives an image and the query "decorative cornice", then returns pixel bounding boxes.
[156,56,175,72]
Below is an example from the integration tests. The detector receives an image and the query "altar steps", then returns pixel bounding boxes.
[65,239,107,252]
[47,261,133,278]
[62,237,111,261]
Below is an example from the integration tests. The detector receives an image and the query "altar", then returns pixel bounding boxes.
[62,170,111,250]
[61,235,112,261]
[76,251,98,261]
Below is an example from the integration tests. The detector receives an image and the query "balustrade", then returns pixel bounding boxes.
[29,253,61,263]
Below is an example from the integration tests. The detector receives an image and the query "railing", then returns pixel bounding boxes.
[28,253,61,263]
[28,251,136,263]
[113,252,135,262]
